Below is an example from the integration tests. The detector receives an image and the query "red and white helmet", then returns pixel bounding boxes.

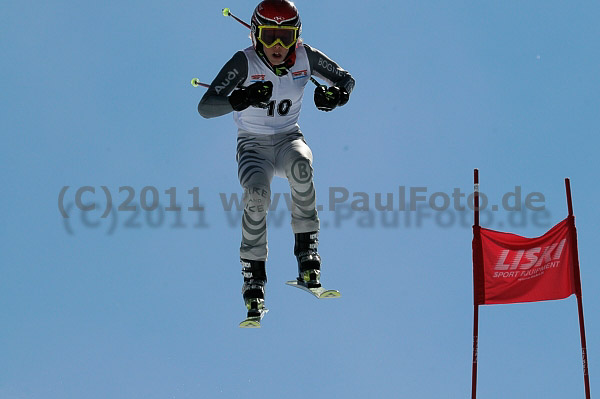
[251,0,302,51]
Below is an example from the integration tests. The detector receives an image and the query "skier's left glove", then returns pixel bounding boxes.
[314,85,349,112]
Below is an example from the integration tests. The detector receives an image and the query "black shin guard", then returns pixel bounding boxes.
[294,231,321,274]
[241,259,267,300]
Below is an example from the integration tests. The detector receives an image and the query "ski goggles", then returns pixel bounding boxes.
[256,25,299,49]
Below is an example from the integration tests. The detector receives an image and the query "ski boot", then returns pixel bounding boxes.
[239,259,268,328]
[287,231,341,298]
[294,231,321,288]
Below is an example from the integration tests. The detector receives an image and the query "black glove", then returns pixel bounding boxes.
[314,85,349,112]
[229,81,273,111]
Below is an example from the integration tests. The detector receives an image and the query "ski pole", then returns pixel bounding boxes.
[190,9,248,88]
[222,8,251,29]
[310,77,324,87]
[193,76,321,90]
[222,7,321,87]
[190,78,210,88]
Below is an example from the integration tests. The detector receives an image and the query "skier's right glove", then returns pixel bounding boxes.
[229,81,273,111]
[314,85,349,112]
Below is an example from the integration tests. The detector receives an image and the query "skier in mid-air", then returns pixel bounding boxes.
[198,0,355,325]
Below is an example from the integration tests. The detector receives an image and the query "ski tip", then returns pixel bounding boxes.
[239,319,261,328]
[318,290,341,299]
[239,309,268,328]
[286,280,341,299]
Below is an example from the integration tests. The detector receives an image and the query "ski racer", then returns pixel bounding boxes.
[198,0,355,321]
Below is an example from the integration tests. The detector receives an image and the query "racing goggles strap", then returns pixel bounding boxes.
[257,26,298,49]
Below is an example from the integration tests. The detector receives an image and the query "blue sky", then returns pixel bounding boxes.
[1,1,599,398]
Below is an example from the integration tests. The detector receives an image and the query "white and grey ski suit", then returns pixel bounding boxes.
[198,42,354,260]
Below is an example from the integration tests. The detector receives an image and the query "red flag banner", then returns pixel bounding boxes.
[473,217,576,305]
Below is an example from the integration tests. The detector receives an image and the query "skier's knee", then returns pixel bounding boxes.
[243,185,271,215]
[286,156,313,185]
